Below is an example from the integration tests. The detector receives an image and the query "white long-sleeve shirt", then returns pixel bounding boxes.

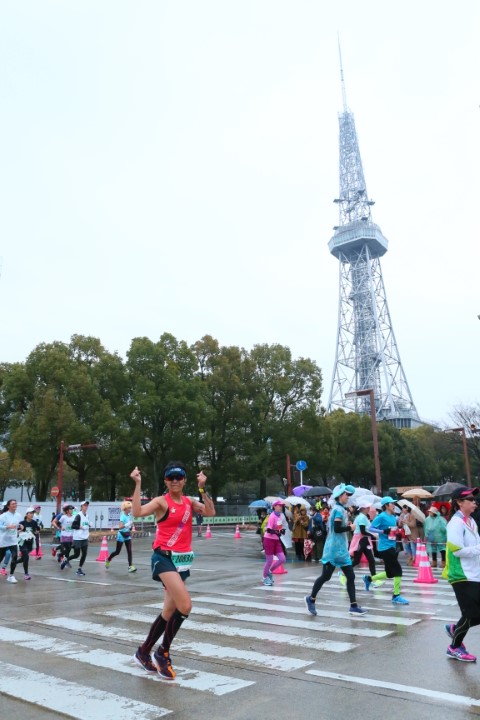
[0,511,23,548]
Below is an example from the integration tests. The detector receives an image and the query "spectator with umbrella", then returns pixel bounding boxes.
[292,504,310,560]
[308,505,326,562]
[424,506,447,568]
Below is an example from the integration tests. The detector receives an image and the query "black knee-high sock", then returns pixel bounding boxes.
[161,609,188,653]
[140,614,167,654]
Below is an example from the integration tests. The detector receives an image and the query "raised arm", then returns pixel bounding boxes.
[130,467,166,519]
[190,471,215,518]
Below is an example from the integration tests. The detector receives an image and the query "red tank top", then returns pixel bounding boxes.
[154,494,193,553]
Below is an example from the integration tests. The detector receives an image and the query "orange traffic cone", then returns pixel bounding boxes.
[272,556,288,575]
[30,536,44,558]
[234,524,241,539]
[413,543,438,584]
[205,523,212,539]
[96,536,110,562]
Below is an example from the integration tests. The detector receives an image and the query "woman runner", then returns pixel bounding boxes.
[262,499,287,585]
[105,500,136,572]
[131,461,215,679]
[363,496,409,604]
[444,485,480,662]
[304,484,367,617]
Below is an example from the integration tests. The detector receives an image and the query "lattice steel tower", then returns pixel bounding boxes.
[327,55,420,428]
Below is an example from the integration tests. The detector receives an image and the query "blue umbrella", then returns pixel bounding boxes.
[249,499,269,509]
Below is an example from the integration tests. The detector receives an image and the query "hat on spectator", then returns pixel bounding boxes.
[427,506,439,515]
[451,486,479,501]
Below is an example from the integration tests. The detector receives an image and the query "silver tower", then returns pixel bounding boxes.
[327,56,420,429]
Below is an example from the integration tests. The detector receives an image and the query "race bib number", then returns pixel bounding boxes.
[171,551,194,572]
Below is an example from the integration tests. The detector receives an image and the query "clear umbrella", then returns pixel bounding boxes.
[399,499,426,523]
[284,496,311,509]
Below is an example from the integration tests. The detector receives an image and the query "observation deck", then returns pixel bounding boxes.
[328,220,388,259]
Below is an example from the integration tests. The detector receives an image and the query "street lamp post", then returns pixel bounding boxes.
[286,454,292,496]
[57,441,98,513]
[345,388,382,495]
[444,427,471,487]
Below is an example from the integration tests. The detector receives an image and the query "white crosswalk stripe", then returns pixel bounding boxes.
[187,596,420,625]
[101,608,360,651]
[0,659,171,720]
[39,617,314,672]
[0,624,253,697]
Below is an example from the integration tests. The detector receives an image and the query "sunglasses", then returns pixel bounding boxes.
[165,474,185,481]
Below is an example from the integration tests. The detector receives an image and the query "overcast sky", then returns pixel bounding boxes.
[1,1,479,426]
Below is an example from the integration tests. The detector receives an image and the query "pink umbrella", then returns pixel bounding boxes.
[293,485,312,497]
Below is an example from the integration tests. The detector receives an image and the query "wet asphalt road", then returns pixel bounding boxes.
[0,530,479,720]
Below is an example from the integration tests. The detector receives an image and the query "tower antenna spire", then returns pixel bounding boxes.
[337,35,348,111]
[327,49,420,430]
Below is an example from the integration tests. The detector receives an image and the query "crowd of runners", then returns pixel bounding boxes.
[1,468,480,673]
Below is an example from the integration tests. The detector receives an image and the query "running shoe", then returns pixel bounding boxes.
[76,568,86,576]
[134,648,157,674]
[267,571,274,582]
[263,576,273,586]
[363,574,371,592]
[60,560,67,570]
[51,546,57,557]
[337,571,347,587]
[304,595,317,616]
[105,560,110,568]
[7,576,17,584]
[446,645,477,663]
[349,605,368,616]
[35,555,41,560]
[444,624,467,652]
[0,567,7,576]
[392,595,409,605]
[128,565,137,573]
[153,648,176,680]
[24,574,31,580]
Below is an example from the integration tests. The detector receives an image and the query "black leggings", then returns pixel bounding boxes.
[377,547,402,578]
[108,540,132,566]
[351,537,376,576]
[19,543,33,574]
[451,615,480,648]
[60,541,72,559]
[0,545,18,575]
[311,562,357,605]
[451,581,480,648]
[67,543,88,567]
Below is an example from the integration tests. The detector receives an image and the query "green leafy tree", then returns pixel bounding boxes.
[240,344,323,498]
[125,334,205,495]
[0,452,33,502]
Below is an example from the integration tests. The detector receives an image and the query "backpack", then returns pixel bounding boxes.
[310,515,326,540]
